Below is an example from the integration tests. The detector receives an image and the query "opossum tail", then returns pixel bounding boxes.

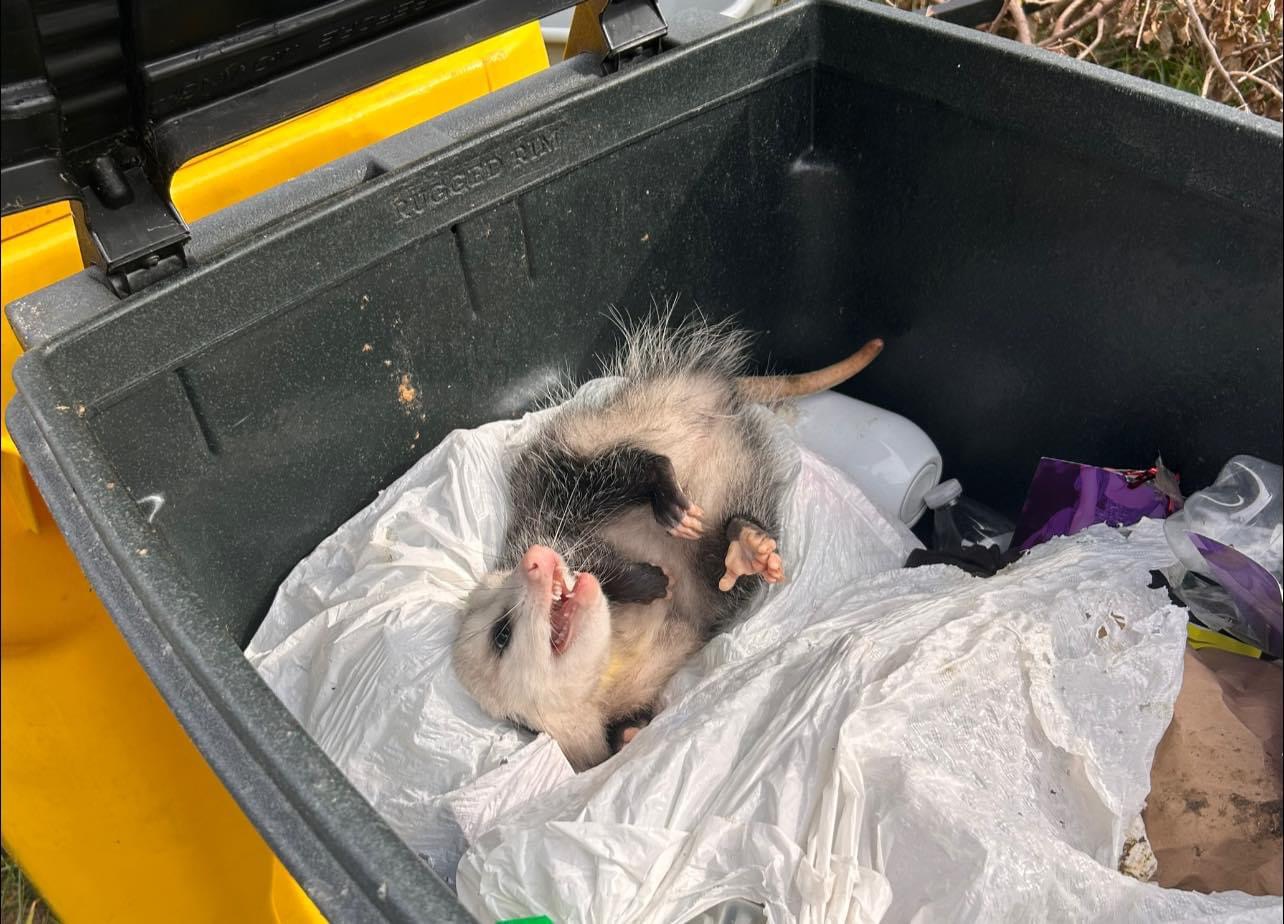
[736,338,884,403]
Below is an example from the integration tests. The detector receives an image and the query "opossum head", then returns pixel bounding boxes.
[452,544,614,769]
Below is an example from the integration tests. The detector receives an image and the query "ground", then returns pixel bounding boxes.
[1,853,56,924]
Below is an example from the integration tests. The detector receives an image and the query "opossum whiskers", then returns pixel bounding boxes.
[549,461,589,550]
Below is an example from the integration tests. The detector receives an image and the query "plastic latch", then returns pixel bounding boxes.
[567,0,668,73]
[81,155,190,298]
[923,478,963,510]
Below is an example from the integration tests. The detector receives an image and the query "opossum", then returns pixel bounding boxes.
[452,313,883,770]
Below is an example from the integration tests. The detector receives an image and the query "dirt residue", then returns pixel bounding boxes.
[1228,794,1284,840]
[1184,796,1209,815]
[397,373,417,406]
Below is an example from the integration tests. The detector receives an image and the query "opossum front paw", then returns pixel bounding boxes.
[666,503,705,541]
[718,520,784,592]
[653,483,704,539]
[648,456,704,539]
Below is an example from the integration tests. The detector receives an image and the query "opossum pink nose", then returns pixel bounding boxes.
[520,545,559,581]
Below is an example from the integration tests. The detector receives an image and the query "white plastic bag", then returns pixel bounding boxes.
[456,519,1279,923]
[248,383,1282,922]
[247,382,913,885]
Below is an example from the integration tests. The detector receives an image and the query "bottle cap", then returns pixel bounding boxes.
[923,478,962,509]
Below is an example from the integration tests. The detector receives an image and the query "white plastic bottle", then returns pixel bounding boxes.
[792,391,943,526]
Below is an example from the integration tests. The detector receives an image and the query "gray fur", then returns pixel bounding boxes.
[453,309,793,770]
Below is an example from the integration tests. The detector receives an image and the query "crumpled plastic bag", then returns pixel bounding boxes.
[248,383,1282,922]
[455,518,1280,923]
[247,381,914,886]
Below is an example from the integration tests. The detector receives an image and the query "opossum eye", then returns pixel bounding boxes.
[491,617,513,654]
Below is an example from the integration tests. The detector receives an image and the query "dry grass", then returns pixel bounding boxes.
[0,853,58,924]
[883,0,1283,118]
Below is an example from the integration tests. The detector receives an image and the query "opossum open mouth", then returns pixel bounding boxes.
[548,566,598,655]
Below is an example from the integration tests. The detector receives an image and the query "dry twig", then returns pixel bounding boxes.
[1135,0,1153,48]
[1246,54,1283,77]
[1077,16,1108,57]
[1007,0,1035,42]
[1039,0,1123,47]
[1183,0,1251,108]
[1055,0,1091,35]
[1230,70,1284,97]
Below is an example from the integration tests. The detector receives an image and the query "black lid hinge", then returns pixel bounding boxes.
[565,0,668,74]
[80,155,191,298]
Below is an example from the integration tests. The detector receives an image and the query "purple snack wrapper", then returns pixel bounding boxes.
[1011,457,1177,552]
[1187,533,1283,658]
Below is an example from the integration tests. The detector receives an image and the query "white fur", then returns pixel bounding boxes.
[453,308,792,770]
